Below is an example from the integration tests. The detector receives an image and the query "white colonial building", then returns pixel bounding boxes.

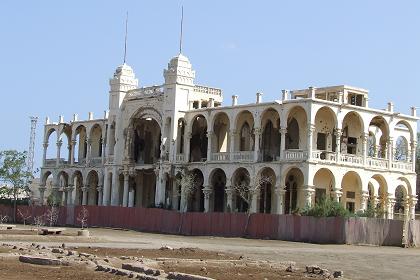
[40,52,418,219]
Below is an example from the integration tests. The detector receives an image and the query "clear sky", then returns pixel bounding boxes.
[0,0,419,173]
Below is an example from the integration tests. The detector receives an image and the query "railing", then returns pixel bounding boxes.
[44,159,56,167]
[366,157,388,169]
[90,157,103,166]
[194,85,222,96]
[176,154,185,162]
[211,152,230,161]
[106,155,114,164]
[312,150,337,162]
[231,151,254,162]
[284,150,308,161]
[339,154,363,165]
[391,161,413,172]
[44,158,69,167]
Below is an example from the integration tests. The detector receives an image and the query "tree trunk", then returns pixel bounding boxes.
[13,187,17,223]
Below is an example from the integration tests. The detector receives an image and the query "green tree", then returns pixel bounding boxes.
[0,150,33,222]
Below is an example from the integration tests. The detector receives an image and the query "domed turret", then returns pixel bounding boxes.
[163,54,195,86]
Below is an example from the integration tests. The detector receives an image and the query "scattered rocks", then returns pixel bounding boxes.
[52,248,64,254]
[122,262,163,276]
[333,270,344,278]
[167,271,216,280]
[19,255,69,266]
[285,264,296,272]
[159,245,173,251]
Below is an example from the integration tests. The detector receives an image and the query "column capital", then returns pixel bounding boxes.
[96,186,103,192]
[43,142,49,148]
[203,186,212,199]
[56,140,63,147]
[39,186,46,192]
[274,186,286,195]
[71,139,77,145]
[279,127,288,135]
[225,186,233,195]
[331,188,343,198]
[253,127,262,135]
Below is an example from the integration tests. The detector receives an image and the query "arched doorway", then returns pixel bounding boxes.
[313,168,335,204]
[261,108,280,161]
[210,169,227,212]
[232,168,251,213]
[190,115,208,162]
[258,167,275,213]
[341,171,362,213]
[284,168,304,214]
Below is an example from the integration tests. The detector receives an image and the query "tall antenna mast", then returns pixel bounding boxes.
[27,116,38,176]
[179,6,184,54]
[123,11,128,64]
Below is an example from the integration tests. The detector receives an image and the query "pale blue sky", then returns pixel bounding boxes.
[0,0,419,172]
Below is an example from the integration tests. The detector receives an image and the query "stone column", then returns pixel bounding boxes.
[128,187,135,207]
[387,194,395,219]
[362,133,368,165]
[101,137,106,165]
[335,129,342,162]
[409,196,418,220]
[307,124,315,157]
[70,140,76,165]
[39,186,46,206]
[279,127,287,160]
[82,186,88,206]
[250,188,260,213]
[411,141,417,171]
[122,171,129,207]
[102,171,111,206]
[97,186,103,206]
[254,128,262,162]
[302,186,315,208]
[42,142,48,165]
[274,186,286,215]
[67,185,74,205]
[229,130,236,160]
[360,191,369,211]
[331,188,343,203]
[203,186,212,213]
[207,130,213,161]
[185,132,192,162]
[180,185,188,212]
[225,186,233,212]
[56,140,62,167]
[155,169,166,206]
[85,137,92,165]
[387,137,393,168]
[110,167,120,206]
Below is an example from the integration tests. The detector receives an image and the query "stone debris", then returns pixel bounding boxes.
[122,262,163,276]
[19,255,69,266]
[167,272,216,280]
[159,246,174,251]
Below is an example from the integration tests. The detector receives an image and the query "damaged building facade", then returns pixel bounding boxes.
[39,52,418,219]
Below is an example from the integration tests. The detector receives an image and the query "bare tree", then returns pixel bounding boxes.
[233,173,273,213]
[17,208,32,226]
[233,173,273,236]
[45,206,59,227]
[33,215,45,231]
[177,168,197,213]
[77,206,89,229]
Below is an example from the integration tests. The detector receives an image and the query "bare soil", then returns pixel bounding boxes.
[76,246,241,260]
[0,256,122,280]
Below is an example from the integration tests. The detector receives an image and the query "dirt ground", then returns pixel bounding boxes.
[2,226,420,279]
[0,256,122,280]
[74,247,315,280]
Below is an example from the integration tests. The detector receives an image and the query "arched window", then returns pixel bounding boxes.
[240,122,251,151]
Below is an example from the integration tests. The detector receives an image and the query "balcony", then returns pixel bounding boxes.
[339,154,363,166]
[366,157,388,169]
[312,151,337,163]
[391,161,413,172]
[89,157,103,166]
[231,151,254,162]
[176,154,186,162]
[211,152,230,161]
[283,150,309,161]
